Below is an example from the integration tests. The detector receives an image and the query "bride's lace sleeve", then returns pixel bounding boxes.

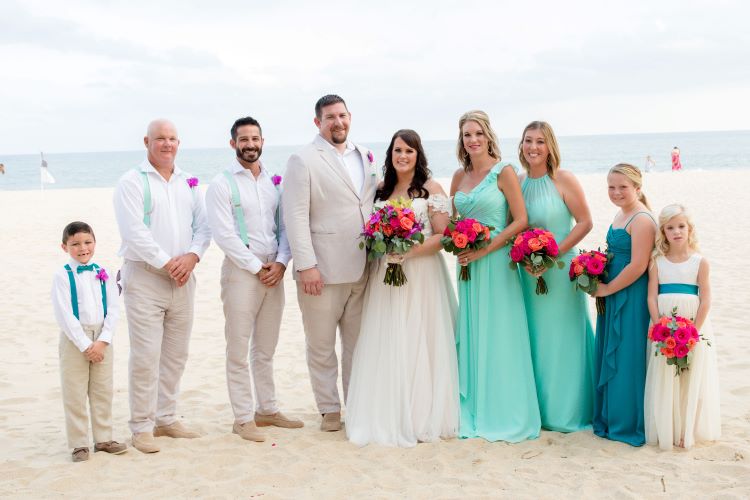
[427,193,451,215]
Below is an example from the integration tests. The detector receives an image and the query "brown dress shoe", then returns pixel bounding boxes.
[255,411,304,429]
[154,421,200,439]
[94,440,128,454]
[132,432,160,453]
[320,412,342,432]
[232,421,266,442]
[71,447,89,462]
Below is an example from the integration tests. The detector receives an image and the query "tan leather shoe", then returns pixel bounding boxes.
[132,432,160,453]
[320,412,341,432]
[94,440,128,454]
[71,447,89,462]
[154,421,200,439]
[255,411,304,429]
[232,421,266,442]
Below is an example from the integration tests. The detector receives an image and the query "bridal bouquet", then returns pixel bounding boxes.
[569,249,611,315]
[441,217,494,281]
[648,307,704,375]
[508,227,564,295]
[359,199,425,286]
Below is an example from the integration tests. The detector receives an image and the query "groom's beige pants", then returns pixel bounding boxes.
[220,256,284,424]
[297,270,368,414]
[122,259,195,434]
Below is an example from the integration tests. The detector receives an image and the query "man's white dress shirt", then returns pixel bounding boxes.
[315,134,365,195]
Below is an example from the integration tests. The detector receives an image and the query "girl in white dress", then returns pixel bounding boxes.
[345,129,459,447]
[645,204,721,450]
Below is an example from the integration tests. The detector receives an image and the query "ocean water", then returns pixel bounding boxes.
[1,130,748,191]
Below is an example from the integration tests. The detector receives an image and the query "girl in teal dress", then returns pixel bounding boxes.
[593,164,656,446]
[517,122,595,432]
[450,110,541,442]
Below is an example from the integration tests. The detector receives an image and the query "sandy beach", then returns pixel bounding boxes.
[0,170,748,498]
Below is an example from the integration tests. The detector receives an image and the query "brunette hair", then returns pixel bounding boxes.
[375,129,431,201]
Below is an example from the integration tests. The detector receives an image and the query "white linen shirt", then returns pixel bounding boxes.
[113,159,211,268]
[205,160,291,274]
[51,259,120,352]
[315,134,365,195]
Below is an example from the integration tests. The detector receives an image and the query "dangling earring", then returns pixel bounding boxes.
[488,145,494,157]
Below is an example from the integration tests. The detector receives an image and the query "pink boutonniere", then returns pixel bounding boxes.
[95,268,109,282]
[271,174,282,186]
[367,151,374,164]
[366,151,377,177]
[187,177,199,188]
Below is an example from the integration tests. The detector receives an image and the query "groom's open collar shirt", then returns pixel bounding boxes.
[315,134,365,195]
[113,159,211,269]
[205,159,291,275]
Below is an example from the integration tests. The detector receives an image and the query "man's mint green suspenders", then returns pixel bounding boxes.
[222,170,280,246]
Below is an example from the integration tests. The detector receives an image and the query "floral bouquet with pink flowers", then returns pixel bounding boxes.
[649,307,706,375]
[569,249,611,315]
[359,198,425,286]
[508,227,565,295]
[441,217,494,281]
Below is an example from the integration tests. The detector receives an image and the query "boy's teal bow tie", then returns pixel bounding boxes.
[76,264,96,273]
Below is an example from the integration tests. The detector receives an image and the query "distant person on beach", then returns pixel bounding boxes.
[205,116,302,443]
[645,155,655,173]
[0,163,5,174]
[113,119,211,454]
[283,94,378,432]
[51,221,127,462]
[671,147,682,171]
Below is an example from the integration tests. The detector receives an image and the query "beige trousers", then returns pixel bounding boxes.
[297,270,367,414]
[221,256,284,424]
[59,324,113,449]
[122,260,196,434]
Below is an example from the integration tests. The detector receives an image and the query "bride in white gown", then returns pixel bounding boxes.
[346,129,459,447]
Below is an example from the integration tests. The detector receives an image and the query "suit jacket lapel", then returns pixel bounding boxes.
[317,145,359,198]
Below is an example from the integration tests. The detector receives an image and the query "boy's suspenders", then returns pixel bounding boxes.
[63,264,108,320]
[222,170,281,247]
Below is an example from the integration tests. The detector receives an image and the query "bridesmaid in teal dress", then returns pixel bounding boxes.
[593,164,656,446]
[450,110,541,442]
[517,122,595,432]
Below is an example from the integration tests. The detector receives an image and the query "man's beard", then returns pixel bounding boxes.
[330,127,348,145]
[236,146,262,163]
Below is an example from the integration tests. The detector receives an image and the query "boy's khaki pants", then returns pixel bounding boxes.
[59,324,113,449]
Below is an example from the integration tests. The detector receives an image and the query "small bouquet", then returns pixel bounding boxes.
[648,307,705,375]
[508,227,564,295]
[569,249,611,315]
[441,217,494,281]
[359,199,425,286]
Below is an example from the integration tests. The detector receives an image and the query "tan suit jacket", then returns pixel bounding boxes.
[283,135,377,285]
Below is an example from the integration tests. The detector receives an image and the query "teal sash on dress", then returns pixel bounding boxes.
[64,264,107,320]
[658,283,699,295]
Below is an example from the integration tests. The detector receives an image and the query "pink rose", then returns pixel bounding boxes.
[547,239,559,257]
[271,174,282,186]
[367,151,374,163]
[187,177,199,188]
[674,328,691,345]
[674,344,689,359]
[95,268,109,282]
[510,245,525,262]
[586,258,605,275]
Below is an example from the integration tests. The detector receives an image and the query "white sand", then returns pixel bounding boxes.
[0,170,748,498]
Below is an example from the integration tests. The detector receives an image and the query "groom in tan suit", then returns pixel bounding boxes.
[283,95,377,431]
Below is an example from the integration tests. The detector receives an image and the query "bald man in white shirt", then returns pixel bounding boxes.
[113,119,211,454]
[205,116,303,442]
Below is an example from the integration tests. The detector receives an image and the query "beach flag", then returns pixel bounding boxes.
[40,152,55,184]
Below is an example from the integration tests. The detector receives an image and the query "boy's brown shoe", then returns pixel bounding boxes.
[94,440,128,454]
[71,447,89,462]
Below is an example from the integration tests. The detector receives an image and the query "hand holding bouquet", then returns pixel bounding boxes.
[649,307,706,375]
[359,199,425,286]
[441,216,494,281]
[508,227,564,295]
[569,249,611,315]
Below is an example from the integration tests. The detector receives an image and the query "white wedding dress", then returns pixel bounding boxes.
[644,254,721,450]
[345,195,459,447]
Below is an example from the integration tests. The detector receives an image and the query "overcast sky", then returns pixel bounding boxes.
[1,0,748,154]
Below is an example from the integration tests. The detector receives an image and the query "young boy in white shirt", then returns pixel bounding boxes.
[51,221,127,462]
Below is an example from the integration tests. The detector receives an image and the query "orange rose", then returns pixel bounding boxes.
[472,222,483,233]
[573,263,584,275]
[538,234,549,244]
[453,232,469,249]
[400,217,414,230]
[484,227,490,239]
[544,231,554,239]
[594,253,607,262]
[514,235,523,246]
[383,225,393,236]
[659,317,670,326]
[528,238,543,252]
[665,337,676,348]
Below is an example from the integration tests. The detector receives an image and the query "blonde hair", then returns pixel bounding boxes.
[456,110,501,172]
[654,204,699,256]
[518,121,561,178]
[608,163,651,210]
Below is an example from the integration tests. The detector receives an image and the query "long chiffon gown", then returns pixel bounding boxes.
[520,174,594,432]
[346,195,459,447]
[644,254,721,450]
[454,164,541,442]
[593,212,653,446]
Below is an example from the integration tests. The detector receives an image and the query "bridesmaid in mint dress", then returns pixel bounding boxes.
[517,122,595,432]
[450,110,540,442]
[593,164,656,446]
